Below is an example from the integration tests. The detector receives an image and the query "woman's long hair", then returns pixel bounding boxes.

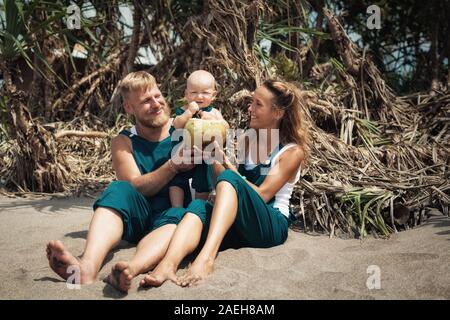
[263,80,311,161]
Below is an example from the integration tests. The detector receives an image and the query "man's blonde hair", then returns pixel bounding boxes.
[119,71,157,100]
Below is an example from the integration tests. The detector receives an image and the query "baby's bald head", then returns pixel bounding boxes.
[187,70,216,90]
[185,70,217,107]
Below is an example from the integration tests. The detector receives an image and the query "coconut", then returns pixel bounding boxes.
[184,118,227,149]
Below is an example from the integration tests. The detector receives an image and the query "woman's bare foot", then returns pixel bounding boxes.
[177,258,215,287]
[139,262,178,288]
[46,240,95,284]
[104,261,134,293]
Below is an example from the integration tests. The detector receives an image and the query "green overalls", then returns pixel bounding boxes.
[186,145,292,249]
[93,127,191,244]
[175,105,214,116]
[172,105,214,193]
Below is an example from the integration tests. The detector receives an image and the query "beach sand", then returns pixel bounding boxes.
[0,195,449,300]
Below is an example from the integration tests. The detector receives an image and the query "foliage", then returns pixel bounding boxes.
[0,0,448,237]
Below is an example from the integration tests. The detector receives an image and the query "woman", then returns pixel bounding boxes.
[139,80,310,287]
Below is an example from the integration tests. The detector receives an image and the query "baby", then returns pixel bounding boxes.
[173,70,228,127]
[170,70,229,207]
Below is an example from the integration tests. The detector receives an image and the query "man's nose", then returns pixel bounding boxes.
[150,97,160,106]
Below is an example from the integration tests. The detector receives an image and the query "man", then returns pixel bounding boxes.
[46,71,195,293]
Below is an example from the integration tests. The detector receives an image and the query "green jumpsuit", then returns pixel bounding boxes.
[185,145,294,249]
[93,127,191,244]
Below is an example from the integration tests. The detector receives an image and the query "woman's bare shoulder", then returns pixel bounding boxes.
[279,144,305,163]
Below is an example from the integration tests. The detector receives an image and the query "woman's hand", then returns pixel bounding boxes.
[206,141,238,173]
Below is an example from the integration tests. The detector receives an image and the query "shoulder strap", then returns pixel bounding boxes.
[119,126,137,138]
[119,129,132,137]
[270,143,302,183]
[175,107,185,116]
[200,105,213,112]
[270,143,296,165]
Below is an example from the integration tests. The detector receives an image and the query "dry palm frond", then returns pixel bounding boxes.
[1,1,448,239]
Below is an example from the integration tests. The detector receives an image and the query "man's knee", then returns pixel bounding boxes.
[93,180,152,244]
[106,180,137,195]
[95,180,142,205]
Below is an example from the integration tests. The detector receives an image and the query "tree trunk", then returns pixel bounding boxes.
[447,66,450,92]
[324,8,360,76]
[288,0,304,77]
[123,0,143,76]
[2,62,70,192]
[447,33,450,91]
[304,0,325,77]
[429,18,440,93]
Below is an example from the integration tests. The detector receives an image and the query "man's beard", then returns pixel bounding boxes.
[138,104,170,128]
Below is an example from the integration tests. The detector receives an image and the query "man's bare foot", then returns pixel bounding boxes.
[177,258,215,287]
[139,262,178,288]
[104,261,134,293]
[46,240,94,283]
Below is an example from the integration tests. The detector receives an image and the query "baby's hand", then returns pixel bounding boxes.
[186,101,199,116]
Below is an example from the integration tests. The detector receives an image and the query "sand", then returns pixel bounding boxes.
[0,195,449,300]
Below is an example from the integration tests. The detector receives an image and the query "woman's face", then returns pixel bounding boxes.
[248,85,282,129]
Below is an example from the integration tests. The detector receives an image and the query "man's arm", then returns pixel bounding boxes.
[111,135,187,198]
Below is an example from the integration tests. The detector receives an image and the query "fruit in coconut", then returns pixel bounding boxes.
[184,118,227,149]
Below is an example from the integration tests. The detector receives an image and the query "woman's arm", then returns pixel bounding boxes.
[210,141,239,181]
[210,140,303,203]
[213,144,304,203]
[248,146,304,202]
[211,156,239,182]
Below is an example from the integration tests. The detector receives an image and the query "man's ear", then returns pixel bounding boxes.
[123,101,133,115]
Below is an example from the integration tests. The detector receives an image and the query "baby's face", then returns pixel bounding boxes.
[185,81,216,108]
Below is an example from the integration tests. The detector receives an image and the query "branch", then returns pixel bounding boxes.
[323,8,360,76]
[55,130,109,139]
[51,48,127,112]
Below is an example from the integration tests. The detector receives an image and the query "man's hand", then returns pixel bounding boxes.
[170,141,199,172]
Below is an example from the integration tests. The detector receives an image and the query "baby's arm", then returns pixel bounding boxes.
[173,102,200,129]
